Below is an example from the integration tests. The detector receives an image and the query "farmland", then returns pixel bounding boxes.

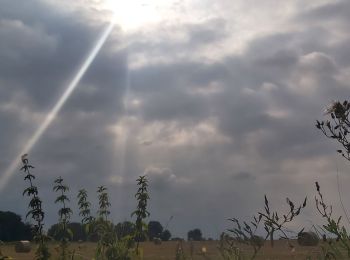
[0,240,333,259]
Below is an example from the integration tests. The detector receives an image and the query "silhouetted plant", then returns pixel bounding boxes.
[94,186,135,260]
[316,100,350,161]
[53,176,73,260]
[223,195,306,259]
[314,181,350,259]
[97,186,111,221]
[223,215,263,259]
[20,154,50,260]
[77,189,94,239]
[132,175,150,253]
[94,185,112,259]
[259,195,307,247]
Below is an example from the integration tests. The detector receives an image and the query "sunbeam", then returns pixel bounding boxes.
[0,17,116,191]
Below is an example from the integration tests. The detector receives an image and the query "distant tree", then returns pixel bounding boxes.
[115,221,135,239]
[187,228,203,241]
[160,229,171,241]
[48,222,85,241]
[171,237,184,241]
[0,211,32,241]
[148,221,163,240]
[68,222,85,241]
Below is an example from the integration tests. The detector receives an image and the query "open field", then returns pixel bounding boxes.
[0,240,330,259]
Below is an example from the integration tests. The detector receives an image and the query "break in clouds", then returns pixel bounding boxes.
[1,0,350,238]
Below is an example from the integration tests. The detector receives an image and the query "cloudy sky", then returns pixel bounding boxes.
[1,0,350,239]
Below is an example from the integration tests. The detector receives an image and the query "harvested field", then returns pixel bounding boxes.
[0,240,331,259]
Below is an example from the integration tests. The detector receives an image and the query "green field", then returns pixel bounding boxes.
[0,240,329,259]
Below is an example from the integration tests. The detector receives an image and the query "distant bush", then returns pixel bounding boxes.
[187,228,203,241]
[297,232,319,246]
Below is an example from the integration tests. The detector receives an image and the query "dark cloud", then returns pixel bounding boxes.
[300,1,350,23]
[232,171,256,181]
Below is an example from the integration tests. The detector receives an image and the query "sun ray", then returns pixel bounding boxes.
[0,17,116,191]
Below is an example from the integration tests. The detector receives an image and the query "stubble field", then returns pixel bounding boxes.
[0,240,329,259]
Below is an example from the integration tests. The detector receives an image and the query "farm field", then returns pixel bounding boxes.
[0,240,329,259]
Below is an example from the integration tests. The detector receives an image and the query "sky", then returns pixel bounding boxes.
[1,0,350,239]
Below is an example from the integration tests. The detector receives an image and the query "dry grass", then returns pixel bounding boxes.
[0,240,332,259]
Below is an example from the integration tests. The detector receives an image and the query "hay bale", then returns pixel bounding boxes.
[298,232,319,246]
[15,241,31,253]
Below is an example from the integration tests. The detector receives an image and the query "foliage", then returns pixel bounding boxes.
[16,155,156,259]
[77,189,94,240]
[48,222,86,241]
[187,228,203,241]
[148,221,163,241]
[97,186,111,221]
[132,175,150,253]
[93,186,135,260]
[115,221,135,240]
[20,154,50,260]
[0,211,32,241]
[297,231,319,246]
[94,186,112,259]
[53,176,73,260]
[160,229,171,241]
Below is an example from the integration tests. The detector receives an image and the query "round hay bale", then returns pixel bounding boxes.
[298,232,319,246]
[15,241,31,253]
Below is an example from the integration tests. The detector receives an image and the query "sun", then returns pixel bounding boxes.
[104,0,165,31]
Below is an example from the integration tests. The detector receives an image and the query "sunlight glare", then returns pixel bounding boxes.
[0,18,116,191]
[105,0,166,31]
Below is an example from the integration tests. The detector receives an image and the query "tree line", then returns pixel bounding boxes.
[0,211,206,242]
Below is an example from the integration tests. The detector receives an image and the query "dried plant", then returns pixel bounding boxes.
[314,181,350,259]
[222,194,306,259]
[224,215,263,259]
[259,195,307,247]
[316,100,350,161]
